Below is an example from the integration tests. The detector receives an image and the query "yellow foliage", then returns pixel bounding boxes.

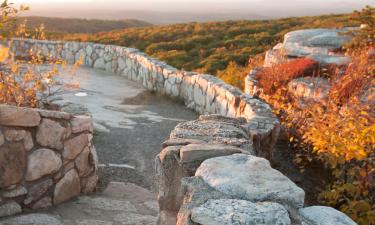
[0,46,8,62]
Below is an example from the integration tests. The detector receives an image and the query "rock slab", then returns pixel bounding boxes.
[195,154,305,209]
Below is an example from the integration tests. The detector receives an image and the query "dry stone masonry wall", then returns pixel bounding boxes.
[156,115,357,225]
[10,38,280,159]
[0,104,98,218]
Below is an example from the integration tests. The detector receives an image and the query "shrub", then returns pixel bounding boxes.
[256,58,319,94]
[217,61,248,90]
[261,46,375,225]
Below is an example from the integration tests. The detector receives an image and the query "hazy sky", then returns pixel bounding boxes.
[10,0,375,23]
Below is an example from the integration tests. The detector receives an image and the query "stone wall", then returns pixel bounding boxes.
[10,38,280,159]
[156,115,357,225]
[0,104,98,218]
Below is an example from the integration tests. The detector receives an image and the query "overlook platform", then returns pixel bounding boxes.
[54,66,197,190]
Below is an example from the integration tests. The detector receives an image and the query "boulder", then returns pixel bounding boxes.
[0,105,41,127]
[54,169,81,204]
[283,29,352,57]
[25,149,62,181]
[299,206,357,225]
[191,199,291,225]
[0,201,22,218]
[195,154,305,210]
[36,119,66,150]
[24,179,53,205]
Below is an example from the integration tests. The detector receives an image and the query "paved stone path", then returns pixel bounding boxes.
[0,66,197,225]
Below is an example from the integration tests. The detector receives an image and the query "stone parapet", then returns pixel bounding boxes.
[0,104,97,218]
[156,115,357,225]
[10,38,280,159]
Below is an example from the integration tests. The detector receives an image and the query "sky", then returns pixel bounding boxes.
[10,0,375,23]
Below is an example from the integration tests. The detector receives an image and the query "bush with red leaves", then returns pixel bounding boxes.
[256,58,319,94]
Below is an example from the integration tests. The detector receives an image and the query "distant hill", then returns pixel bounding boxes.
[18,17,152,34]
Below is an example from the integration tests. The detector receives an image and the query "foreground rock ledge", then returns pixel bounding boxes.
[195,154,305,210]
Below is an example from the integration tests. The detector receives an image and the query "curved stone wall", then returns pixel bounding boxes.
[0,104,98,217]
[10,38,279,159]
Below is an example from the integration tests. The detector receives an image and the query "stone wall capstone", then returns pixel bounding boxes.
[0,104,98,218]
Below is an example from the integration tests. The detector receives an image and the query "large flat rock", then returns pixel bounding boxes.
[283,28,352,56]
[191,199,291,225]
[195,154,305,209]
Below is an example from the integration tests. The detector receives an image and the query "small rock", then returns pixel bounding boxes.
[2,186,27,198]
[31,197,52,210]
[24,179,53,205]
[63,133,89,160]
[80,173,98,194]
[71,115,93,133]
[191,199,291,225]
[162,138,206,148]
[36,119,66,150]
[75,147,91,176]
[0,213,62,225]
[4,129,26,142]
[23,131,34,151]
[54,169,81,204]
[0,131,4,146]
[37,109,71,120]
[0,105,41,127]
[299,206,357,225]
[25,149,62,181]
[0,201,22,218]
[179,143,244,163]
